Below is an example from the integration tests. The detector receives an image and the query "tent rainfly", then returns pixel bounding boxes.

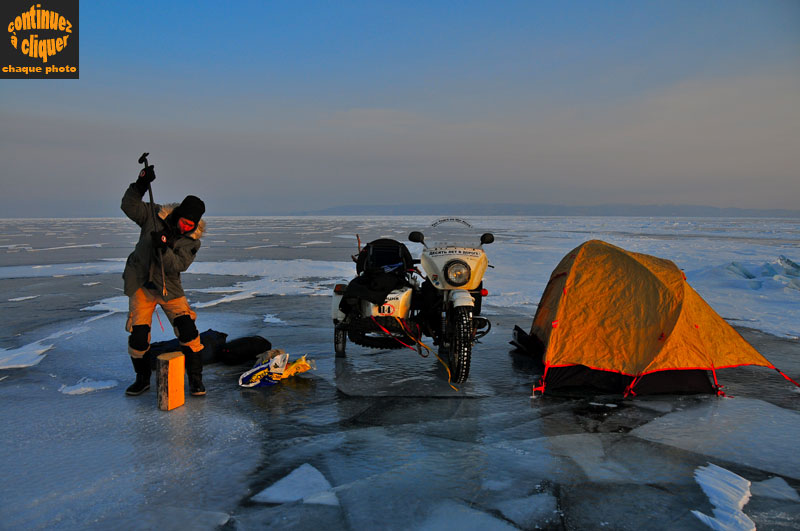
[528,240,798,397]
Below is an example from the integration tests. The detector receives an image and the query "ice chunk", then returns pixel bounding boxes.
[750,476,800,501]
[417,500,518,530]
[726,262,756,279]
[263,313,285,324]
[251,463,337,505]
[59,377,118,395]
[691,463,754,531]
[139,506,230,530]
[302,489,340,506]
[491,493,559,529]
[546,434,631,482]
[8,295,38,301]
[778,255,800,277]
[632,398,800,480]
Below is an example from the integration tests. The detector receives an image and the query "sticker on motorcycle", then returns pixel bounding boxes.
[428,249,482,257]
[378,304,395,315]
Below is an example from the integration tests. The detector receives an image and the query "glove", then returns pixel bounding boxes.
[135,165,156,194]
[150,230,174,250]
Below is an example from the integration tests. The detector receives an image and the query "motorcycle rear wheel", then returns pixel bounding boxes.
[334,326,347,357]
[447,306,473,384]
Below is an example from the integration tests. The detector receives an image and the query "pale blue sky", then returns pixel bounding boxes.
[1,1,798,216]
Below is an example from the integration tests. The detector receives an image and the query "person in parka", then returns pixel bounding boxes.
[121,164,207,396]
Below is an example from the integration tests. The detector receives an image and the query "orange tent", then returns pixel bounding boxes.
[529,240,792,396]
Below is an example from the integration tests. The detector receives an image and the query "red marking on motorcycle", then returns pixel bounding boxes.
[552,320,559,328]
[480,289,488,296]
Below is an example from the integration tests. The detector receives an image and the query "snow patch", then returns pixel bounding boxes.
[59,377,118,395]
[81,296,128,314]
[0,340,54,369]
[691,463,754,531]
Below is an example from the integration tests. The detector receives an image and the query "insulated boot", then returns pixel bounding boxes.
[184,348,206,396]
[125,352,152,396]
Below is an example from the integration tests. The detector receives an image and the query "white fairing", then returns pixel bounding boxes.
[420,246,488,291]
[360,287,414,318]
[449,289,475,308]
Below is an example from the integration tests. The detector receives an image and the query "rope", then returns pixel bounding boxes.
[155,307,165,333]
[369,316,416,351]
[369,316,458,392]
[775,367,800,388]
[392,317,458,391]
[531,364,549,397]
[394,317,430,358]
[711,365,727,397]
[623,375,642,398]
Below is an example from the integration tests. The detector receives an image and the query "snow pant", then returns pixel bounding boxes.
[126,287,203,358]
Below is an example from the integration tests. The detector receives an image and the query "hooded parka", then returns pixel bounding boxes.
[121,183,205,300]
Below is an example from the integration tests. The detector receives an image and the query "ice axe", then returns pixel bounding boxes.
[138,152,167,296]
[138,152,157,206]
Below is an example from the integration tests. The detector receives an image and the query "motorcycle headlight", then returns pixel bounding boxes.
[444,260,471,287]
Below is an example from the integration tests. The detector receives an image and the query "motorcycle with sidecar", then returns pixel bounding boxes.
[332,219,493,384]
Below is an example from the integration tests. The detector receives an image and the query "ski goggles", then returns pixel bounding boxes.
[177,217,196,233]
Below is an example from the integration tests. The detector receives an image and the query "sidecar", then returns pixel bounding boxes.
[332,238,421,356]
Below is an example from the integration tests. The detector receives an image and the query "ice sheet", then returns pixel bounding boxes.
[1,215,798,530]
[632,397,800,479]
[750,476,800,501]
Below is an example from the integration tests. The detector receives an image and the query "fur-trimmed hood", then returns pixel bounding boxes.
[158,203,206,240]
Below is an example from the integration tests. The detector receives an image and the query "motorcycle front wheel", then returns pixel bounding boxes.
[447,306,473,384]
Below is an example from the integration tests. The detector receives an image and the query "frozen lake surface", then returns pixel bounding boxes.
[0,216,798,530]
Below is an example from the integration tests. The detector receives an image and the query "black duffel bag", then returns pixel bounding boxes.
[149,329,229,365]
[218,336,272,365]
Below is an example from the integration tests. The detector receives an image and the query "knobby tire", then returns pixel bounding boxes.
[448,306,473,384]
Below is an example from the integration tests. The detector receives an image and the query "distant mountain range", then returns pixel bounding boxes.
[293,203,800,218]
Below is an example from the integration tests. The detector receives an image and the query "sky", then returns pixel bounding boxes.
[1,0,799,217]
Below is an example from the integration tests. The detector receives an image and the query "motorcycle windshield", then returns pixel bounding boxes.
[423,218,483,248]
